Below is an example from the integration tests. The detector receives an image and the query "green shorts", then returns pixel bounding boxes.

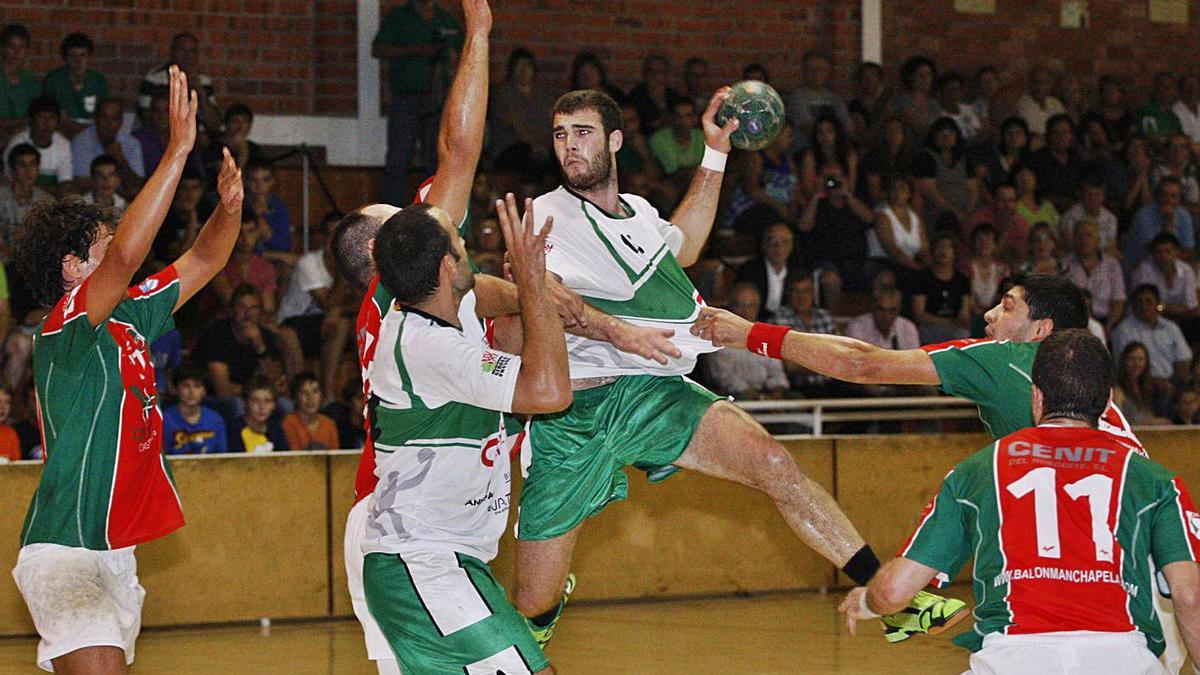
[518,374,721,540]
[363,550,549,674]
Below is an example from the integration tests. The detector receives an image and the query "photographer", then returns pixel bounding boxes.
[799,165,875,295]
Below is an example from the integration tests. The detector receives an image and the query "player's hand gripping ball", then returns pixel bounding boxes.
[715,80,786,151]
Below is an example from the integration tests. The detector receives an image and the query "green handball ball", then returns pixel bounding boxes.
[717,80,786,151]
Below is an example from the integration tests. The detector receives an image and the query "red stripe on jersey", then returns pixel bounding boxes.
[1099,404,1146,457]
[995,426,1134,635]
[41,278,90,335]
[919,337,996,354]
[104,320,184,548]
[352,277,384,504]
[1171,477,1200,562]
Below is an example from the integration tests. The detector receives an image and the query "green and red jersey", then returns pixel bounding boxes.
[923,338,1144,454]
[901,424,1200,654]
[21,267,182,550]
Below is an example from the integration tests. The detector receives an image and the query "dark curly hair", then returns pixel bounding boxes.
[14,197,115,307]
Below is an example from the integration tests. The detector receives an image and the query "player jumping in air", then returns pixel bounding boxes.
[841,330,1200,674]
[11,67,243,674]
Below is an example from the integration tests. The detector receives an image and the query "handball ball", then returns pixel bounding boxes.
[716,80,786,151]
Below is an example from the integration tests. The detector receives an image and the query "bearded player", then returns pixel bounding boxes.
[841,330,1200,674]
[509,87,966,647]
[11,67,243,674]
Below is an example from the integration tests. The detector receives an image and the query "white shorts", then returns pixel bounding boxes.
[11,543,144,672]
[345,498,398,666]
[966,631,1168,675]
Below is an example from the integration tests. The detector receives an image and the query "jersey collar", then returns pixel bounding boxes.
[564,185,635,220]
[403,305,457,330]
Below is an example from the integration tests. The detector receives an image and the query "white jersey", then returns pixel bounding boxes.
[534,186,719,378]
[361,294,523,562]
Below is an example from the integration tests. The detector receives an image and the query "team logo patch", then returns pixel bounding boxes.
[1187,511,1200,540]
[480,351,511,377]
[138,278,160,294]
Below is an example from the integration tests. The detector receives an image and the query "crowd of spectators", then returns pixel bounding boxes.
[3,11,1200,459]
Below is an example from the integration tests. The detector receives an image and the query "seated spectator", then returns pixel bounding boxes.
[1064,220,1126,330]
[615,102,675,210]
[845,285,920,350]
[1116,136,1156,221]
[742,63,769,83]
[1150,133,1200,215]
[1176,73,1200,145]
[1124,176,1195,271]
[133,91,205,177]
[649,97,704,178]
[152,169,209,265]
[799,164,873,293]
[860,115,913,204]
[281,372,339,450]
[1057,72,1086,125]
[1091,75,1137,149]
[1112,342,1171,425]
[3,97,72,190]
[786,49,852,153]
[1026,114,1083,212]
[322,379,366,451]
[848,62,886,148]
[681,57,711,120]
[244,158,292,255]
[212,211,279,313]
[1012,163,1059,233]
[913,116,977,231]
[1059,177,1118,256]
[805,116,857,197]
[911,230,971,344]
[772,276,838,395]
[1015,66,1066,145]
[151,326,182,396]
[1018,223,1065,276]
[206,103,265,172]
[71,98,144,191]
[489,47,554,181]
[966,224,1008,310]
[1171,389,1200,425]
[0,386,20,462]
[1131,233,1200,342]
[0,144,48,247]
[867,174,927,287]
[0,24,38,145]
[139,32,220,137]
[195,284,291,410]
[935,71,981,142]
[569,52,625,103]
[275,210,353,399]
[1111,284,1193,412]
[891,55,939,141]
[226,376,289,454]
[82,155,126,214]
[40,33,107,138]
[734,222,805,318]
[972,116,1029,193]
[723,119,799,236]
[704,283,788,399]
[162,364,228,455]
[1137,71,1183,149]
[628,54,681,134]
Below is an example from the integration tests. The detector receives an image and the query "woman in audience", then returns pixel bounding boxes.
[1092,76,1138,150]
[569,51,625,102]
[1064,219,1126,332]
[800,114,857,200]
[974,116,1029,192]
[867,173,926,289]
[913,116,977,231]
[1018,222,1065,275]
[966,224,1007,310]
[1012,163,1059,232]
[911,230,972,344]
[1113,342,1170,425]
[892,55,939,139]
[723,120,799,236]
[860,115,913,204]
[489,47,554,182]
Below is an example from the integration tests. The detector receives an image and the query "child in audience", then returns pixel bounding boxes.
[281,371,339,450]
[162,363,228,455]
[227,376,289,453]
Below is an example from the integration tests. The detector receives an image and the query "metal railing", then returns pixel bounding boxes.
[736,396,980,436]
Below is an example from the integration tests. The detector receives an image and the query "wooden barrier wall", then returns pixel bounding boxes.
[1,430,1198,636]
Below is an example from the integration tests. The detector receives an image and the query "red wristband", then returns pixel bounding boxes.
[747,322,789,359]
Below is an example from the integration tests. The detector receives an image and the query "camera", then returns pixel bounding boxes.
[824,176,841,191]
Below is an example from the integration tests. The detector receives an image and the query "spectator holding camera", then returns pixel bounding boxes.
[799,165,874,293]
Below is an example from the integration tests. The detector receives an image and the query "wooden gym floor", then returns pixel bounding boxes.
[0,590,972,673]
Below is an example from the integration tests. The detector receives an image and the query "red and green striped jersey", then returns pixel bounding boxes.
[21,267,182,550]
[901,424,1200,655]
[923,338,1144,454]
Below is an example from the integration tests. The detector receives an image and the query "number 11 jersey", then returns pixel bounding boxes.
[901,424,1200,654]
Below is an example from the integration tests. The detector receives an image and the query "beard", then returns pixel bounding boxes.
[561,143,614,192]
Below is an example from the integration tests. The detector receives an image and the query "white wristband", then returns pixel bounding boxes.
[858,590,882,619]
[700,145,728,173]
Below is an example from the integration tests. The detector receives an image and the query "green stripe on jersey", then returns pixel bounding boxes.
[582,245,699,322]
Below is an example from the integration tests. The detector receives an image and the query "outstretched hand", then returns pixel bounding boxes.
[701,86,738,154]
[495,193,551,288]
[166,65,199,154]
[216,148,244,215]
[690,306,752,350]
[838,587,874,636]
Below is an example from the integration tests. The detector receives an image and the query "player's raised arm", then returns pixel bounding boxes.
[668,86,737,267]
[84,66,197,327]
[691,306,940,385]
[171,147,243,310]
[496,194,572,414]
[422,0,490,226]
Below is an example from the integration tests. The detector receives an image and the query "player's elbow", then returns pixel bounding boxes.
[1172,578,1200,616]
[513,375,573,415]
[871,579,915,615]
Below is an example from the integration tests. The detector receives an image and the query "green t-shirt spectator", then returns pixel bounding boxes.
[41,67,108,123]
[1137,104,1182,145]
[374,0,462,95]
[0,69,40,121]
[648,128,704,175]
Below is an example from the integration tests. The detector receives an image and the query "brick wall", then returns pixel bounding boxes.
[2,1,1197,119]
